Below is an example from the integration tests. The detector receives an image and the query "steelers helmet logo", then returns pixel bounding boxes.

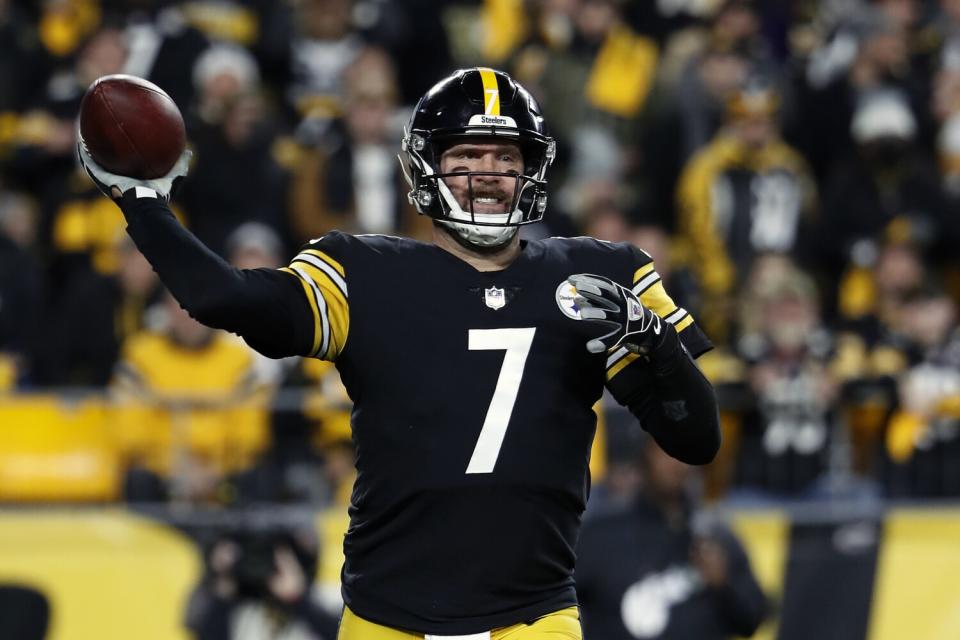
[555,281,581,320]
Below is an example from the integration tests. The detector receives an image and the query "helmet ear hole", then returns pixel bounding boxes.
[416,189,433,207]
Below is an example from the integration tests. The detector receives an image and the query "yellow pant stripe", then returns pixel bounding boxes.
[338,606,581,639]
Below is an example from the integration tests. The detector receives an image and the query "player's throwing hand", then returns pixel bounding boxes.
[77,138,191,201]
[568,273,666,355]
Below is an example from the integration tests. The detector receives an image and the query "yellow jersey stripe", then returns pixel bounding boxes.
[675,314,694,332]
[633,271,660,296]
[296,251,348,297]
[302,248,345,277]
[291,265,330,358]
[638,279,679,320]
[290,260,349,311]
[287,260,350,360]
[280,267,323,356]
[664,307,688,325]
[478,67,501,115]
[633,262,655,283]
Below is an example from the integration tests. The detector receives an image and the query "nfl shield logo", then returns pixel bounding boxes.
[484,286,506,310]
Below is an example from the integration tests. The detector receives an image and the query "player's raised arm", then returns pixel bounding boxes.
[570,272,721,465]
[76,139,318,360]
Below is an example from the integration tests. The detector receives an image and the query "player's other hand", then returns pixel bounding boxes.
[568,273,666,355]
[77,137,191,201]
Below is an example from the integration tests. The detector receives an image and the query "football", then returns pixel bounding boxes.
[78,74,186,179]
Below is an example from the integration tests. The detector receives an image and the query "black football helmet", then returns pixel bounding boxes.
[401,68,556,241]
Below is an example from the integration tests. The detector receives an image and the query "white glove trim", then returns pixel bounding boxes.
[77,132,191,200]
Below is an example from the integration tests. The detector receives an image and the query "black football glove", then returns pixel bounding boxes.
[568,273,667,355]
[77,134,191,201]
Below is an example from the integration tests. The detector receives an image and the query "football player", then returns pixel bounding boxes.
[79,68,720,639]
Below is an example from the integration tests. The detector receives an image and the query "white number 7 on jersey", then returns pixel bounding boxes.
[466,328,536,474]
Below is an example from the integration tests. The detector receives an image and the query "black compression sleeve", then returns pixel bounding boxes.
[607,326,721,465]
[117,191,315,358]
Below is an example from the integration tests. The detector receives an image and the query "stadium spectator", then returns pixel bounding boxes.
[677,79,816,343]
[829,236,929,482]
[114,4,210,111]
[227,354,354,509]
[24,25,132,299]
[284,0,364,123]
[224,222,301,386]
[226,221,285,271]
[674,0,776,155]
[38,233,161,387]
[883,283,960,497]
[172,0,294,98]
[579,187,632,243]
[489,0,579,99]
[728,256,838,499]
[638,0,778,221]
[0,0,47,120]
[818,89,950,311]
[6,23,126,198]
[641,35,753,232]
[111,291,267,503]
[788,3,928,182]
[288,47,430,242]
[550,126,625,237]
[932,5,960,125]
[178,43,290,257]
[936,113,960,274]
[220,223,328,507]
[184,524,339,640]
[576,435,767,640]
[355,0,454,106]
[0,191,43,388]
[528,0,661,150]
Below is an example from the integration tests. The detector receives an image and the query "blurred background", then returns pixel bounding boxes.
[0,0,959,638]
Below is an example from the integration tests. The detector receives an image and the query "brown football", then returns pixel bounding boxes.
[78,74,186,179]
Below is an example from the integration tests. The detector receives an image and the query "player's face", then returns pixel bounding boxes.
[439,141,524,215]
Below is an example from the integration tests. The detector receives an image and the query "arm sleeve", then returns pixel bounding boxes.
[605,251,720,465]
[608,328,720,464]
[117,190,317,359]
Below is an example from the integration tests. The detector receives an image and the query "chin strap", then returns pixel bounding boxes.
[439,219,518,249]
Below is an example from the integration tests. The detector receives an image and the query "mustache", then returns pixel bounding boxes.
[468,188,511,200]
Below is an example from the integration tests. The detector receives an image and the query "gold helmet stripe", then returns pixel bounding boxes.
[478,67,501,116]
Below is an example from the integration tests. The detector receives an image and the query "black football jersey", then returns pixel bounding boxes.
[279,232,711,634]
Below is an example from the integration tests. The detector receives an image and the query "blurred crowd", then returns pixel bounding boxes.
[1,0,960,517]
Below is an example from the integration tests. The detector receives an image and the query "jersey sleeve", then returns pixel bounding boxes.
[606,247,712,384]
[279,235,350,360]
